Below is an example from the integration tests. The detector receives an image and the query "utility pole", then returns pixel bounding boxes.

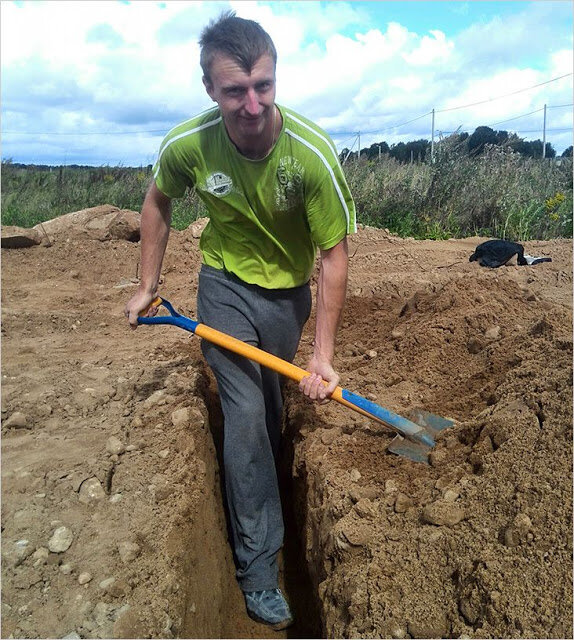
[358,132,361,161]
[342,133,360,165]
[431,109,435,163]
[542,104,547,159]
[378,144,381,161]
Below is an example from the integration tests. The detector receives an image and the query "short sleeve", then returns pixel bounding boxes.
[152,140,193,199]
[305,163,356,250]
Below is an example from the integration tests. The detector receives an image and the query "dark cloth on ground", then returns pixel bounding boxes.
[469,239,552,268]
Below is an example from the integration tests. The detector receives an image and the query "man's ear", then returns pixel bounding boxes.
[202,76,215,101]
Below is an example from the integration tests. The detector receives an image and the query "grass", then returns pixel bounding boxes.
[2,140,572,240]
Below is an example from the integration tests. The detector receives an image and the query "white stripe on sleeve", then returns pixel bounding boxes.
[153,116,222,180]
[285,128,355,232]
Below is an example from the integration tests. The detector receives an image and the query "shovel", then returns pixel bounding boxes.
[137,297,453,463]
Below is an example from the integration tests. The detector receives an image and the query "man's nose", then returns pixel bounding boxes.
[244,88,260,115]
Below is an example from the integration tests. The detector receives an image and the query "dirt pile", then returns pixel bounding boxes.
[1,214,572,639]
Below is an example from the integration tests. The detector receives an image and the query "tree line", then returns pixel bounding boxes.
[341,126,574,164]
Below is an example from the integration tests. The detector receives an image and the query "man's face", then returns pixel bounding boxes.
[203,53,276,143]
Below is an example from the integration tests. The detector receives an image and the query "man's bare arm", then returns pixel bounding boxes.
[299,237,348,402]
[125,182,172,327]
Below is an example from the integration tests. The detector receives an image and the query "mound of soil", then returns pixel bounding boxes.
[1,216,571,639]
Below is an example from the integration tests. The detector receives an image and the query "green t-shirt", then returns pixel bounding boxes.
[153,104,356,289]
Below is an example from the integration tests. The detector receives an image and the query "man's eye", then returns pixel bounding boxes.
[226,88,243,97]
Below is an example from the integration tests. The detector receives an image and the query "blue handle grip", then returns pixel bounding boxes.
[137,297,199,333]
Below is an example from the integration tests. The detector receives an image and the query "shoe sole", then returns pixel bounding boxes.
[247,611,294,631]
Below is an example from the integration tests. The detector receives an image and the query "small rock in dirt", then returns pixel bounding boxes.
[391,327,404,339]
[113,607,148,639]
[106,436,125,455]
[14,569,43,589]
[394,492,413,513]
[93,601,115,625]
[78,477,106,504]
[385,373,403,386]
[513,512,532,529]
[384,479,398,494]
[341,523,372,547]
[459,597,480,625]
[32,547,50,567]
[4,539,34,567]
[48,526,74,553]
[422,500,465,526]
[443,488,460,502]
[37,403,53,417]
[390,623,407,639]
[353,498,377,519]
[485,325,501,340]
[100,577,131,598]
[349,468,362,482]
[4,411,29,429]
[504,512,533,547]
[366,349,378,359]
[118,541,141,563]
[189,407,205,428]
[428,448,448,467]
[320,427,342,445]
[144,389,168,409]
[171,407,190,428]
[60,563,73,575]
[131,417,144,429]
[78,572,93,585]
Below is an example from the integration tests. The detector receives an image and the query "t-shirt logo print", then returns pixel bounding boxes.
[275,157,304,211]
[206,172,233,197]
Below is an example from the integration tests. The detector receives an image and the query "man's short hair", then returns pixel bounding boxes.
[199,10,277,83]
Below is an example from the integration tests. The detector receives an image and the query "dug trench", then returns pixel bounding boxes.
[1,222,572,639]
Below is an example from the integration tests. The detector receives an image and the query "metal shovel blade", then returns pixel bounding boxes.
[387,408,455,464]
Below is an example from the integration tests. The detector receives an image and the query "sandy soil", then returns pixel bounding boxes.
[1,212,572,639]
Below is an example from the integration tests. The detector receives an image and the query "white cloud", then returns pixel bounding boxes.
[1,0,572,165]
[402,30,453,66]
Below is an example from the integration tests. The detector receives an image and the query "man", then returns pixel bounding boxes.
[125,11,356,630]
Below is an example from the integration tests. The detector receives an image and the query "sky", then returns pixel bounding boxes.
[1,0,572,166]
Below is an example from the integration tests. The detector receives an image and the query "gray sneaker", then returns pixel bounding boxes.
[244,588,294,630]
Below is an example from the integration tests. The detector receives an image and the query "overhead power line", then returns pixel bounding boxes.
[436,72,573,113]
[488,108,546,127]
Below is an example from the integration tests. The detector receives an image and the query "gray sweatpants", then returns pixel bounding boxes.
[197,264,312,592]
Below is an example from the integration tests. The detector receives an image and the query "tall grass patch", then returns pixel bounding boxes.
[344,137,572,240]
[2,142,572,240]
